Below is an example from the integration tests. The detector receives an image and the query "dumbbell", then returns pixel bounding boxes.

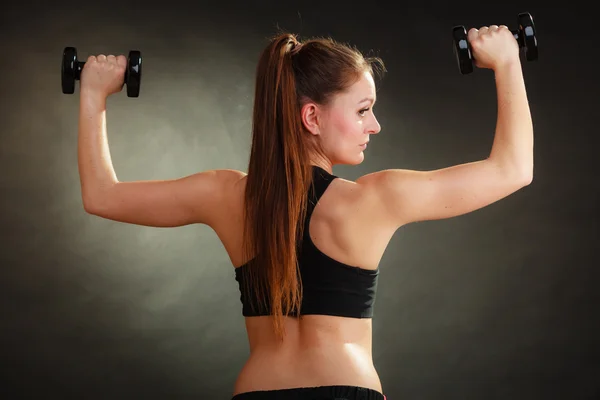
[61,47,143,97]
[452,12,538,74]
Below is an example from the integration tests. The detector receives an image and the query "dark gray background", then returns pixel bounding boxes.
[1,1,599,399]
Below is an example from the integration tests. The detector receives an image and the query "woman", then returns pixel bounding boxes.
[77,24,533,400]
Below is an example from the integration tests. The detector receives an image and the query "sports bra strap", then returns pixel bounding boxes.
[307,166,337,216]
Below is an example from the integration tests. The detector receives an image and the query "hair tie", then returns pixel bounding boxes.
[289,41,303,56]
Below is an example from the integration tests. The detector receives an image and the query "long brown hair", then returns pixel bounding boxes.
[242,31,385,341]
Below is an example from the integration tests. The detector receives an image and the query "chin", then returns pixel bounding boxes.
[340,154,365,166]
[330,148,365,166]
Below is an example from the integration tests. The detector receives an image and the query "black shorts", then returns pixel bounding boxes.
[231,385,386,400]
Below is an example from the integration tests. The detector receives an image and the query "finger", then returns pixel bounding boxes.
[489,25,499,31]
[498,25,509,31]
[467,27,479,41]
[116,55,127,68]
[107,54,116,64]
[97,54,107,62]
[87,55,96,63]
[479,26,489,34]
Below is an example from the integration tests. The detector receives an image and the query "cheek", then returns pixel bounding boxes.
[329,113,357,141]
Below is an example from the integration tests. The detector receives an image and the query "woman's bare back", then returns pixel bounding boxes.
[212,173,397,396]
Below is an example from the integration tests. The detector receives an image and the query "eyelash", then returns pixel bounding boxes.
[359,108,370,116]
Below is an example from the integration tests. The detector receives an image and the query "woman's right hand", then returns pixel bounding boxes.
[80,54,127,97]
[468,25,520,71]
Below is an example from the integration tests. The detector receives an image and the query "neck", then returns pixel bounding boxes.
[309,155,333,174]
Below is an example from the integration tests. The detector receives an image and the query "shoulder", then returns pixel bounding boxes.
[183,168,247,228]
[212,169,247,205]
[311,172,389,226]
[216,169,247,188]
[186,168,247,204]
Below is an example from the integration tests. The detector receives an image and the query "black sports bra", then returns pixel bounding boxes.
[234,166,379,318]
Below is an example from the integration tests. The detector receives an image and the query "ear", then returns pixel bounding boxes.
[300,102,321,136]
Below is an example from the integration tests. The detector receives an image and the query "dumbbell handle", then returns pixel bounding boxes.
[71,61,85,80]
[511,26,534,48]
[511,29,524,48]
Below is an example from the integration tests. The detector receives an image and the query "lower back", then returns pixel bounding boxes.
[232,315,382,395]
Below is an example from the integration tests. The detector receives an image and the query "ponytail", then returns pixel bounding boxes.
[242,33,313,341]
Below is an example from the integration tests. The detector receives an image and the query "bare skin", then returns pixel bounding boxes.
[227,172,394,395]
[77,25,533,397]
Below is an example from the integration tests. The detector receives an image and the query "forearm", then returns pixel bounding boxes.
[78,90,118,207]
[488,60,534,181]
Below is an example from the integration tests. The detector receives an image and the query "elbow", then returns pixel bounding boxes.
[519,163,534,186]
[492,159,533,187]
[514,168,533,187]
[521,172,533,186]
[81,183,116,215]
[499,167,533,189]
[82,197,101,215]
[82,193,107,216]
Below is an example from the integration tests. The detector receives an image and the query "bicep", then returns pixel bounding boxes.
[85,169,246,228]
[360,159,532,227]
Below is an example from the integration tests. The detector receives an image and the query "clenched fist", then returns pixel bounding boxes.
[80,54,127,97]
[468,25,520,71]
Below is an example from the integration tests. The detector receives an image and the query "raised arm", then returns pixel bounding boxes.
[359,25,533,228]
[77,54,245,228]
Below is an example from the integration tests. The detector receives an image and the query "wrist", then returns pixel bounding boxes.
[80,88,108,106]
[493,57,522,74]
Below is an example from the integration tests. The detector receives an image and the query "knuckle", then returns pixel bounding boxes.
[471,37,483,47]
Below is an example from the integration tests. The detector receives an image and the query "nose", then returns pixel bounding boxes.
[368,115,381,135]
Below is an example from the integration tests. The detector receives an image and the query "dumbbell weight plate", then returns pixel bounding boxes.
[518,12,538,61]
[62,47,77,94]
[126,51,142,97]
[452,26,473,75]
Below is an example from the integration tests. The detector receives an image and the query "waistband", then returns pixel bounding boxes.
[231,384,385,400]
